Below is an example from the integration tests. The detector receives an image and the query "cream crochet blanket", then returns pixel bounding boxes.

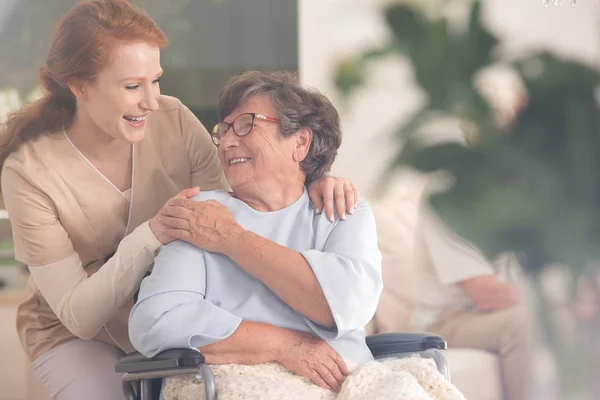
[162,356,466,400]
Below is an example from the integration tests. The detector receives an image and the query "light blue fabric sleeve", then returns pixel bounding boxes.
[128,240,242,358]
[300,200,383,340]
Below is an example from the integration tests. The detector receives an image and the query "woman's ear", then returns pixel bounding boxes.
[292,128,312,162]
[67,80,87,101]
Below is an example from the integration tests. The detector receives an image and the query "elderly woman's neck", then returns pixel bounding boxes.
[232,182,305,212]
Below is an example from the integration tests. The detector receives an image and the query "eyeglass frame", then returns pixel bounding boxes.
[210,112,281,146]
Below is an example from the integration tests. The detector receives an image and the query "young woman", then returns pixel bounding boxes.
[0,1,357,398]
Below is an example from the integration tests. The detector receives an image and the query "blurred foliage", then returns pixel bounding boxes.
[336,0,600,277]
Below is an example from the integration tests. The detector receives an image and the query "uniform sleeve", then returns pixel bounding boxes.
[1,160,162,339]
[179,104,229,191]
[300,200,383,340]
[419,207,494,285]
[129,240,242,358]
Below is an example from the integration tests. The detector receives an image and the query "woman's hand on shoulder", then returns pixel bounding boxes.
[307,176,358,222]
[276,330,349,393]
[149,187,201,244]
[157,196,244,253]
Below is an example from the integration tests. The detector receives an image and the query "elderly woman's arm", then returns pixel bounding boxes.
[158,198,382,333]
[129,240,291,361]
[226,200,383,335]
[128,239,348,391]
[128,240,242,357]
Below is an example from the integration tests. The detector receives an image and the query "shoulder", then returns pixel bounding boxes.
[355,197,373,214]
[143,96,198,149]
[146,95,206,142]
[315,196,374,224]
[3,132,63,184]
[337,197,375,228]
[154,95,198,123]
[310,197,376,241]
[146,95,190,127]
[157,95,184,112]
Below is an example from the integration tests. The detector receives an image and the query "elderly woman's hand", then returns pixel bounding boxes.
[158,198,244,253]
[277,330,349,392]
[149,187,201,244]
[307,176,358,222]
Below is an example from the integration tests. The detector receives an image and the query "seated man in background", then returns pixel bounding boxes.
[410,207,534,400]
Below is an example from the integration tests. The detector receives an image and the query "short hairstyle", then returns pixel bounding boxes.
[217,71,342,183]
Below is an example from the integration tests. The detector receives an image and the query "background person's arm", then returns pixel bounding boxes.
[458,275,522,312]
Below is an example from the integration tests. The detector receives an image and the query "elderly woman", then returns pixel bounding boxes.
[128,70,381,392]
[129,72,467,400]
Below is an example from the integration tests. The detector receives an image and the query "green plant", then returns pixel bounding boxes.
[337,0,600,277]
[336,1,600,397]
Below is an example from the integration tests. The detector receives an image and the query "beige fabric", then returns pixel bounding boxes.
[31,339,126,400]
[443,349,503,400]
[410,207,521,332]
[27,222,160,341]
[369,195,420,333]
[365,195,507,400]
[428,306,534,400]
[1,95,228,361]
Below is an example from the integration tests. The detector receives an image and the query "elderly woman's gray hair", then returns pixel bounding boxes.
[217,71,342,183]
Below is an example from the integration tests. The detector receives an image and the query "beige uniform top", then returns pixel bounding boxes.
[1,95,228,361]
[409,207,520,332]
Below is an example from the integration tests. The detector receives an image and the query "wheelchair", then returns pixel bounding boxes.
[115,332,448,400]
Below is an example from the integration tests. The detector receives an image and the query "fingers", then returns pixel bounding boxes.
[307,368,333,392]
[158,215,190,231]
[307,184,324,215]
[310,176,359,222]
[163,228,192,243]
[321,179,335,222]
[161,204,193,219]
[167,198,198,210]
[315,364,342,392]
[344,182,357,214]
[176,186,201,199]
[329,352,349,376]
[350,183,359,209]
[334,182,346,221]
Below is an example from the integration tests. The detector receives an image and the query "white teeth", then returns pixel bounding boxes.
[229,157,250,165]
[124,115,146,122]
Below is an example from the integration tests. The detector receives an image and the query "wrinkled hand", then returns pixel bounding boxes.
[307,176,358,222]
[149,187,201,244]
[158,197,243,253]
[277,331,349,392]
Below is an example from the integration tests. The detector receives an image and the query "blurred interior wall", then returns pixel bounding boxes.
[299,0,600,197]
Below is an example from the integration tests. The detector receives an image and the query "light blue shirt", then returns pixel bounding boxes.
[129,188,383,365]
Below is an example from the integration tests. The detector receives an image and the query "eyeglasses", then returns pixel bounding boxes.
[210,112,280,146]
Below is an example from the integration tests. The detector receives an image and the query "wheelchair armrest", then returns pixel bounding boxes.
[115,349,205,374]
[366,332,446,358]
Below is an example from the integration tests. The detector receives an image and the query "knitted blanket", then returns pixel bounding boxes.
[162,356,466,400]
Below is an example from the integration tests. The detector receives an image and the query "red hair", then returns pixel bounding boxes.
[0,0,168,171]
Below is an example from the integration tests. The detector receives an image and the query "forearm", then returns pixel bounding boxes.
[477,284,522,311]
[200,321,287,365]
[459,275,522,312]
[225,230,334,328]
[31,222,161,339]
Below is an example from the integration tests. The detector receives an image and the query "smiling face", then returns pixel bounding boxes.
[217,95,311,196]
[72,41,163,143]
